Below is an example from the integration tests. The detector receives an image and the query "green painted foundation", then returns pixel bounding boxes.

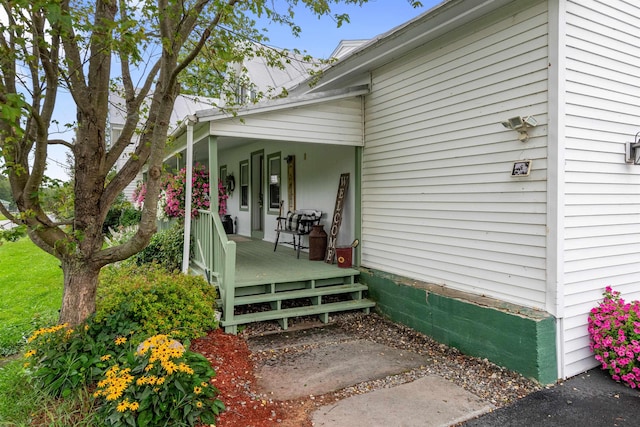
[360,268,557,384]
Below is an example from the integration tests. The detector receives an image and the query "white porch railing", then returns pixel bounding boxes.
[191,210,236,326]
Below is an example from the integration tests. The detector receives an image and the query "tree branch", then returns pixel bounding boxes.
[48,139,75,149]
[172,0,239,83]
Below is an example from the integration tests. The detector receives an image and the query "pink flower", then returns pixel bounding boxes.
[589,287,640,389]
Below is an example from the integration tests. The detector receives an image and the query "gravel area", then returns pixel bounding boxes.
[241,311,543,409]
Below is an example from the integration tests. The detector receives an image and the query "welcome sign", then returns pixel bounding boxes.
[325,173,350,264]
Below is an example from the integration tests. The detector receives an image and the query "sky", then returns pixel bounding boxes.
[45,0,443,181]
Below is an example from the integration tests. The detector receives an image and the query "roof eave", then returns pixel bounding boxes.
[301,0,515,94]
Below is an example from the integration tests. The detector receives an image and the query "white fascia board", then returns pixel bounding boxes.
[194,85,370,123]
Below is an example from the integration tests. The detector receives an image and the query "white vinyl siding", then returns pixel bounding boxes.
[562,0,640,377]
[209,98,363,146]
[361,1,550,309]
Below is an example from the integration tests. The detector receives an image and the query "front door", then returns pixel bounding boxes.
[250,150,264,239]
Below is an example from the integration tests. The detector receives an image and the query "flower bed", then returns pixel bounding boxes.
[588,286,640,388]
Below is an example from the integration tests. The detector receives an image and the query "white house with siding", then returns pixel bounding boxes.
[168,0,640,383]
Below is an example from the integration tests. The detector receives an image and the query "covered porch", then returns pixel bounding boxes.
[163,88,371,333]
[191,211,374,334]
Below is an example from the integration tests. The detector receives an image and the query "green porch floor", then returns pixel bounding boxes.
[233,237,360,286]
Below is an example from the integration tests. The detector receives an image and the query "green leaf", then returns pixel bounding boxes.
[174,378,186,394]
[137,409,152,427]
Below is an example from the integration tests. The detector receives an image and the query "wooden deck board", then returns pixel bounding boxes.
[233,238,359,286]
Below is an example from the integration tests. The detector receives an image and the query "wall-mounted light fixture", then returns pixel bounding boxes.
[501,116,537,142]
[284,155,294,163]
[625,132,640,165]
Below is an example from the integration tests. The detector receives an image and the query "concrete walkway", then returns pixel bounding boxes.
[248,324,494,427]
[248,323,640,427]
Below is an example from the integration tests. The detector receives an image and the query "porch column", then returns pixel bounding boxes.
[182,116,197,273]
[208,136,219,214]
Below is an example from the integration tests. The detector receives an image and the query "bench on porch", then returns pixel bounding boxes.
[273,205,322,258]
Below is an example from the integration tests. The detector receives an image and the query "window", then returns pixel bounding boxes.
[267,153,281,210]
[239,160,249,210]
[219,165,227,185]
[235,85,246,104]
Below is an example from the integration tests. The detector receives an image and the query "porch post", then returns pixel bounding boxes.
[182,116,196,273]
[354,146,362,266]
[208,136,219,214]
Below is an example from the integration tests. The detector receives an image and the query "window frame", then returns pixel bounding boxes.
[267,152,281,213]
[239,160,249,211]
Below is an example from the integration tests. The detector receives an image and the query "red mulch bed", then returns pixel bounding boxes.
[191,329,315,427]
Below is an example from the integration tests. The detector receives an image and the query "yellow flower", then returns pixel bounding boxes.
[23,362,30,368]
[117,399,130,412]
[24,349,36,358]
[178,363,194,375]
[26,323,70,343]
[115,336,127,345]
[162,360,178,375]
[100,354,111,361]
[144,363,154,372]
[96,365,134,402]
[194,386,202,395]
[201,381,209,388]
[129,401,140,411]
[196,401,203,408]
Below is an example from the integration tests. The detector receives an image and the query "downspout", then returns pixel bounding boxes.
[182,115,197,273]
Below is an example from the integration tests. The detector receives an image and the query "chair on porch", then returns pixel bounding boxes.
[273,201,322,258]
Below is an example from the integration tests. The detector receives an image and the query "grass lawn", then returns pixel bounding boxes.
[0,238,63,356]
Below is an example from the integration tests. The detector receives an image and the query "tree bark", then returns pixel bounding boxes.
[58,258,101,326]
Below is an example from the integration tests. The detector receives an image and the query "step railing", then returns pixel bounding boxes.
[191,210,236,326]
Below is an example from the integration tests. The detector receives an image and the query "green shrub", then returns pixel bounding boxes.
[103,194,142,235]
[134,220,186,272]
[21,314,140,399]
[21,320,222,426]
[96,264,218,342]
[23,324,99,398]
[93,334,224,426]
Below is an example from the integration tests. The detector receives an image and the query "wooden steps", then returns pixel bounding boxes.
[192,238,376,335]
[234,283,369,305]
[222,297,375,334]
[220,277,375,334]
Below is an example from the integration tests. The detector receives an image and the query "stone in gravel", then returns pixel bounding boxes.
[253,339,429,400]
[247,323,353,353]
[312,375,494,427]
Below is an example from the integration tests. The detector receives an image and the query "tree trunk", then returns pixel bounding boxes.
[58,259,101,326]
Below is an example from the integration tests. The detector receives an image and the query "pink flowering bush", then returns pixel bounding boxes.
[165,164,210,218]
[218,178,228,216]
[131,164,228,218]
[132,180,147,209]
[588,286,640,388]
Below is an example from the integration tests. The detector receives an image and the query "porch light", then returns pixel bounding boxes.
[501,116,537,142]
[625,132,640,165]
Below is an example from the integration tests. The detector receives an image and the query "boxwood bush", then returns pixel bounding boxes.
[96,264,218,343]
